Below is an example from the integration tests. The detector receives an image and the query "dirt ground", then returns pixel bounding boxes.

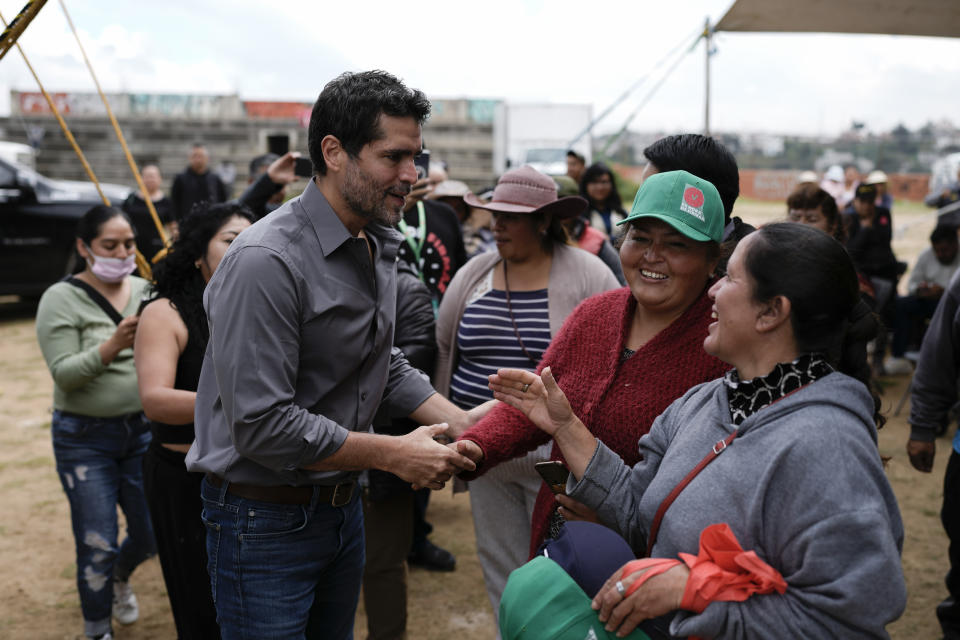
[0,199,952,639]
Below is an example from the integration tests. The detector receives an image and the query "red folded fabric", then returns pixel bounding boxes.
[617,523,787,613]
[678,523,787,613]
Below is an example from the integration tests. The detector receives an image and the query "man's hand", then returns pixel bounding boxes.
[408,394,476,442]
[907,438,936,472]
[266,152,300,185]
[403,177,432,213]
[392,424,476,490]
[465,399,497,428]
[439,406,478,441]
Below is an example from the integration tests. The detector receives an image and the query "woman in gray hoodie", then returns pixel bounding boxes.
[483,222,906,638]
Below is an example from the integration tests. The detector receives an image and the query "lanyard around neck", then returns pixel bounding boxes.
[396,201,439,316]
[397,201,427,267]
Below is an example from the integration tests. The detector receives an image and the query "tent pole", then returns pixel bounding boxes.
[704,17,711,136]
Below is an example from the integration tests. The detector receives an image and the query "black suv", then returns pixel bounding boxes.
[0,157,131,297]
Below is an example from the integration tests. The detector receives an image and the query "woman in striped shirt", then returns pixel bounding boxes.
[434,166,620,626]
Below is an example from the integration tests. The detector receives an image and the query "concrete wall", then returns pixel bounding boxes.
[1,92,498,194]
[611,162,931,203]
[738,169,930,202]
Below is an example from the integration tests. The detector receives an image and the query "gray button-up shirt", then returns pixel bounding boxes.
[185,179,436,485]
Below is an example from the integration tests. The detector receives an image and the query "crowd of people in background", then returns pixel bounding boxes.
[31,69,960,640]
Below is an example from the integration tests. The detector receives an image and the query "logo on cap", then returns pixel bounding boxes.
[679,184,706,221]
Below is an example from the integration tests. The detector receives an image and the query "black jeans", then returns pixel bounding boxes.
[142,441,220,640]
[412,487,433,549]
[941,449,960,639]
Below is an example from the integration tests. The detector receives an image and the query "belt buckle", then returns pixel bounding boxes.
[331,483,353,507]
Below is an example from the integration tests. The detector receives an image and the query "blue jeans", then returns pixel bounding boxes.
[51,410,156,638]
[200,476,365,640]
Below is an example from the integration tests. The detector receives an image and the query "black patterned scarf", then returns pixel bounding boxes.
[724,354,834,425]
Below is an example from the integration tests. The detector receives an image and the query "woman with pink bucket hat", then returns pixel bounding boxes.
[432,165,619,627]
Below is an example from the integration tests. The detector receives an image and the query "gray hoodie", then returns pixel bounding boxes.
[569,372,905,639]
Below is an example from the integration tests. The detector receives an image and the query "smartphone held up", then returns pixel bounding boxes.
[535,460,570,496]
[414,149,430,182]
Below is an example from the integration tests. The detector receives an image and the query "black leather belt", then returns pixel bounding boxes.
[206,474,355,507]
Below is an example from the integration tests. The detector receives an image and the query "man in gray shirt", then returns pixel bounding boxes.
[186,70,483,639]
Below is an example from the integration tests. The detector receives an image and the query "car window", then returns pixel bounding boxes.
[0,162,14,187]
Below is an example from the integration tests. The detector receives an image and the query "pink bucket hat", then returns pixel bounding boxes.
[463,166,587,219]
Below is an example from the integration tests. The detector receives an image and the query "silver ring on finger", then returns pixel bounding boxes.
[521,383,530,393]
[615,580,626,598]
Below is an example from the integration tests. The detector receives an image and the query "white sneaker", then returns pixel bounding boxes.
[112,579,139,625]
[884,357,914,375]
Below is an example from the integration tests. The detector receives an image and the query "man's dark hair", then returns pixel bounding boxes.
[567,150,585,164]
[786,184,844,243]
[643,134,740,221]
[249,153,279,176]
[931,224,958,245]
[308,70,431,175]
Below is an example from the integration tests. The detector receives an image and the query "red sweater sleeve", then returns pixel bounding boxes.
[456,293,594,479]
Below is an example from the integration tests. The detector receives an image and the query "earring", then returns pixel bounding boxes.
[194,261,201,269]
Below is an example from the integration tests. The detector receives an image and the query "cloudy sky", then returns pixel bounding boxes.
[0,0,958,137]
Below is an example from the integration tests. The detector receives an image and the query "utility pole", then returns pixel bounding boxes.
[704,17,711,136]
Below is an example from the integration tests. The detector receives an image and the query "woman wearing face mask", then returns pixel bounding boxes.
[134,203,254,640]
[35,205,156,640]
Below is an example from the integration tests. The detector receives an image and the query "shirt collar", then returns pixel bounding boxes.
[300,178,401,261]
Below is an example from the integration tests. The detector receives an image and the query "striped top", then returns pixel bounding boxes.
[450,288,550,410]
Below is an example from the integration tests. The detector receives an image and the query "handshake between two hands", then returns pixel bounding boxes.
[398,401,494,491]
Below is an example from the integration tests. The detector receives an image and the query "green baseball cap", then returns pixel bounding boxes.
[617,169,724,243]
[500,556,652,640]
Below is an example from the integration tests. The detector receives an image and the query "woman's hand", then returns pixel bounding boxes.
[555,494,600,523]
[592,562,690,637]
[449,439,484,470]
[100,315,139,364]
[491,366,599,480]
[488,366,578,438]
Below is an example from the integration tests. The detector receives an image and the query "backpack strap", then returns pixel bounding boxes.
[62,276,124,325]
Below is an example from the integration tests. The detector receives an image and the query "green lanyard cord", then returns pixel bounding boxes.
[397,200,427,266]
[397,200,439,317]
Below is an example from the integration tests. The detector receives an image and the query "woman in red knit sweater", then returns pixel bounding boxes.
[457,170,732,565]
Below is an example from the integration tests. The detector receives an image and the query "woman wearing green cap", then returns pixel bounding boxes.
[489,222,905,638]
[455,170,731,614]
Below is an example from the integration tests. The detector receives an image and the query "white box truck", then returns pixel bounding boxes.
[493,102,593,178]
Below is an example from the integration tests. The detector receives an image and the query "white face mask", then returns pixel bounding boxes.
[85,244,137,283]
